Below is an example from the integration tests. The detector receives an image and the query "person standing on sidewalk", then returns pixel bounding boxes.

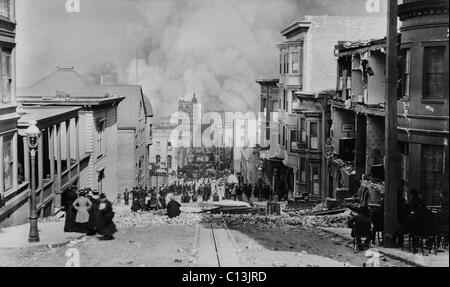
[63,186,78,232]
[72,190,92,234]
[87,190,100,236]
[124,188,130,205]
[97,193,117,240]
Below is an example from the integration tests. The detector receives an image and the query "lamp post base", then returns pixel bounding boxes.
[28,236,40,243]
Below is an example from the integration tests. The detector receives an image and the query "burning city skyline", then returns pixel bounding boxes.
[16,0,386,120]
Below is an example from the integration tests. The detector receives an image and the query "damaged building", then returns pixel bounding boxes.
[328,38,388,205]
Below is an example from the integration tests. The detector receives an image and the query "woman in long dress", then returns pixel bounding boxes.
[72,191,92,234]
[63,186,78,232]
[97,194,117,240]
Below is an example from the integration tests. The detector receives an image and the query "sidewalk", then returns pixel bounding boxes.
[0,220,84,249]
[320,227,449,267]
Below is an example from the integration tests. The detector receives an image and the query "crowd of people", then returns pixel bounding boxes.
[62,186,117,240]
[347,188,449,251]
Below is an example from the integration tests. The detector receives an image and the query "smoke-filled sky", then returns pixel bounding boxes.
[16,0,386,117]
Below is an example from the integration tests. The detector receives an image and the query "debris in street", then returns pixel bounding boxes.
[114,208,202,228]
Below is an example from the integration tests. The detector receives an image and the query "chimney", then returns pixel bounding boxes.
[100,74,104,85]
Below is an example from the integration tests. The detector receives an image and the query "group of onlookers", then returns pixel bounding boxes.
[348,188,449,251]
[122,185,182,219]
[62,186,117,240]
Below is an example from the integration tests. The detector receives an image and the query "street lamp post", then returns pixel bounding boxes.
[26,120,41,243]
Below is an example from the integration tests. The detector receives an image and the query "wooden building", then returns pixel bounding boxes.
[17,67,125,203]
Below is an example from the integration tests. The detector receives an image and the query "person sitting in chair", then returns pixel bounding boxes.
[370,199,384,245]
[348,206,372,251]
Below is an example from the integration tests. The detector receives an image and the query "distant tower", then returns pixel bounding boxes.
[192,93,198,104]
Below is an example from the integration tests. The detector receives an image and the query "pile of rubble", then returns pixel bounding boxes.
[200,205,355,229]
[301,209,354,229]
[114,208,202,228]
[284,202,327,216]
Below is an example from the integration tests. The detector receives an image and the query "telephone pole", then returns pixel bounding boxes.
[383,0,399,248]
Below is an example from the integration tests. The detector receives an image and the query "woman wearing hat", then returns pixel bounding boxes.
[97,194,117,240]
[72,190,92,233]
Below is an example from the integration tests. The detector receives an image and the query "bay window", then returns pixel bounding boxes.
[2,135,13,192]
[1,48,12,104]
[0,0,10,19]
[292,52,299,74]
[310,122,318,150]
[402,48,411,100]
[423,45,446,99]
[300,118,307,143]
[421,145,443,206]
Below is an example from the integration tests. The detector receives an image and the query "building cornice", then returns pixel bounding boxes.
[398,0,449,21]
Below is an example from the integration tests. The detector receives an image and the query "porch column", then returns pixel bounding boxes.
[48,127,56,214]
[48,127,55,182]
[56,124,62,195]
[65,120,71,182]
[23,137,30,183]
[75,117,80,175]
[0,136,4,195]
[12,133,18,190]
[38,133,44,207]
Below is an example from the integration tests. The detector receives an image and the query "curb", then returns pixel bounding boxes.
[318,227,424,267]
[0,231,86,250]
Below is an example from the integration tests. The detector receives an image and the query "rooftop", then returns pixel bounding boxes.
[18,106,81,128]
[17,67,125,106]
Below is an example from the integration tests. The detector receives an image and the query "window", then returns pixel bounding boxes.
[310,122,318,150]
[311,166,320,195]
[421,145,443,206]
[167,141,172,151]
[2,135,13,192]
[167,155,172,169]
[299,158,306,183]
[156,155,161,164]
[279,54,282,75]
[1,49,12,104]
[95,119,106,157]
[423,46,446,99]
[290,130,297,152]
[399,141,409,197]
[97,170,105,195]
[292,52,299,74]
[284,53,289,74]
[402,49,411,100]
[0,0,10,19]
[282,90,287,110]
[282,126,286,147]
[300,118,307,143]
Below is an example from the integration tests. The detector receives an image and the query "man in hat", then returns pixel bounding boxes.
[97,193,117,240]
